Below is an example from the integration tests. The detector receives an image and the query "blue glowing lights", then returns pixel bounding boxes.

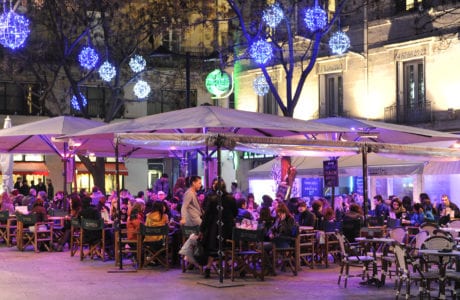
[71,93,87,111]
[98,61,116,82]
[249,39,273,65]
[78,46,99,70]
[304,1,327,32]
[262,3,284,29]
[0,11,30,50]
[329,30,350,55]
[133,80,151,99]
[253,75,269,96]
[129,55,146,73]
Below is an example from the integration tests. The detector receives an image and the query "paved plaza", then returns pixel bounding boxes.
[0,245,400,300]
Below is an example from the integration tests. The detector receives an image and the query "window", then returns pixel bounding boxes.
[321,73,343,117]
[162,29,181,53]
[71,86,112,118]
[0,82,41,115]
[258,90,278,115]
[147,88,197,115]
[403,60,425,107]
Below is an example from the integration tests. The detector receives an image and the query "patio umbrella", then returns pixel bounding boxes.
[0,116,13,192]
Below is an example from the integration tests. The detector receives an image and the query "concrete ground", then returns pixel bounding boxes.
[0,245,405,300]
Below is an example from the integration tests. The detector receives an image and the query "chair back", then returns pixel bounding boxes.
[80,218,104,231]
[16,213,37,226]
[367,216,384,226]
[432,229,453,240]
[413,230,429,250]
[141,224,169,237]
[448,220,460,228]
[71,217,80,229]
[181,225,199,240]
[0,210,9,222]
[232,227,265,243]
[422,235,454,250]
[342,218,361,242]
[393,244,409,273]
[420,222,439,236]
[389,227,406,244]
[387,218,401,229]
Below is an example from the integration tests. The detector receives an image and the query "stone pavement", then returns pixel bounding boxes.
[0,245,403,300]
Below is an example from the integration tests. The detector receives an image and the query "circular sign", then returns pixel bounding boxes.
[205,69,231,96]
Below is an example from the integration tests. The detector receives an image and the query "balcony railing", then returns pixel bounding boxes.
[384,101,432,124]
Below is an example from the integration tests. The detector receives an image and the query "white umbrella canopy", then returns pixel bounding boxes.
[312,117,459,144]
[0,116,13,192]
[0,116,106,156]
[65,106,352,157]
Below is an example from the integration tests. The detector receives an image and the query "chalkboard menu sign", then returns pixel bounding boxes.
[323,159,338,187]
[301,178,323,197]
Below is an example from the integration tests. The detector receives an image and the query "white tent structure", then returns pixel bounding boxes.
[0,116,13,192]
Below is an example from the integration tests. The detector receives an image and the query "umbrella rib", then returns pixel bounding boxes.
[38,135,62,156]
[7,135,34,152]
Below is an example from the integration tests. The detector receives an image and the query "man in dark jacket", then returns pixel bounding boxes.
[295,201,316,227]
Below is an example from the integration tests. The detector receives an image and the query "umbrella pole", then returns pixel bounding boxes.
[362,145,369,225]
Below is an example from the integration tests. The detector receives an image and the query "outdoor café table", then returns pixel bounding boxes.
[355,237,395,287]
[440,227,460,238]
[418,248,460,300]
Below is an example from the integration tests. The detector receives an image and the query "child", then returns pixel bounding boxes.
[410,203,425,226]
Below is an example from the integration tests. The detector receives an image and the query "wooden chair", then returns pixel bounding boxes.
[298,227,316,269]
[336,232,374,288]
[322,221,342,267]
[180,225,200,273]
[16,213,54,253]
[271,225,299,276]
[79,218,107,261]
[6,215,17,247]
[230,227,265,281]
[114,223,142,269]
[141,224,170,270]
[69,217,81,257]
[0,211,9,244]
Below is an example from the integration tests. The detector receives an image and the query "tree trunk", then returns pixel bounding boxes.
[78,155,107,195]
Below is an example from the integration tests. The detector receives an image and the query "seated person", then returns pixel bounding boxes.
[31,198,48,222]
[342,204,363,242]
[236,198,253,223]
[410,203,425,227]
[144,201,169,250]
[295,201,316,227]
[268,203,296,248]
[78,196,102,244]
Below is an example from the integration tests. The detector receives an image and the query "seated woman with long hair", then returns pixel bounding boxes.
[144,201,169,250]
[268,203,296,248]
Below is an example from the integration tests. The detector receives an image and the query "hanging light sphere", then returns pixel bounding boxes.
[0,11,30,50]
[253,75,269,96]
[129,55,146,73]
[71,93,87,111]
[249,39,273,65]
[329,31,350,55]
[304,4,327,32]
[78,46,99,70]
[98,61,116,82]
[262,3,284,29]
[133,80,151,99]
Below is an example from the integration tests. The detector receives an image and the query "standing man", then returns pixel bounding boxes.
[180,175,202,226]
[46,178,54,201]
[36,178,47,193]
[153,173,170,196]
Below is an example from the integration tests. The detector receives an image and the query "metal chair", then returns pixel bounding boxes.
[336,232,374,288]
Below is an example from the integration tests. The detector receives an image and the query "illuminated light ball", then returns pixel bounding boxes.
[129,55,146,73]
[329,31,350,55]
[262,3,284,29]
[253,75,269,96]
[133,80,151,99]
[304,4,327,32]
[71,93,87,111]
[249,39,273,65]
[0,11,30,50]
[98,61,116,82]
[78,46,99,70]
[205,69,231,96]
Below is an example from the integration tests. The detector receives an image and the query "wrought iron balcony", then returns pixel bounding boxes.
[384,101,432,124]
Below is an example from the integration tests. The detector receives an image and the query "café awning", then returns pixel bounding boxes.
[75,162,128,176]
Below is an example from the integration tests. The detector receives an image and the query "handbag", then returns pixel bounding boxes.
[193,239,207,266]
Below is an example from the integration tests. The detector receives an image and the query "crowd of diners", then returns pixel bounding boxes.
[0,172,458,278]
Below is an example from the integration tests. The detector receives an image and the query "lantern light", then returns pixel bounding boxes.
[304,1,327,32]
[78,46,99,70]
[71,93,87,111]
[249,39,273,65]
[129,55,146,73]
[0,10,30,50]
[133,80,151,99]
[262,3,284,29]
[253,75,269,96]
[205,69,231,96]
[98,61,116,82]
[329,30,350,55]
